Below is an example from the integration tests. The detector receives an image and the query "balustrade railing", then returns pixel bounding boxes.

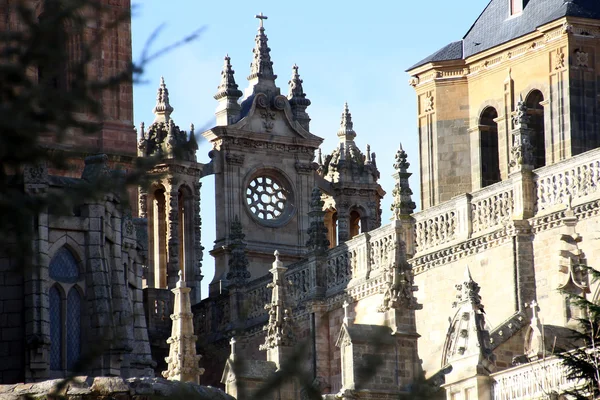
[491,356,578,400]
[412,148,600,256]
[471,180,514,234]
[535,148,600,213]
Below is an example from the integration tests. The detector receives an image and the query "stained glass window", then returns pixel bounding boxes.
[66,288,81,370]
[49,286,62,370]
[49,247,79,283]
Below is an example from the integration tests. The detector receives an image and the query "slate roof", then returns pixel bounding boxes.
[408,0,600,71]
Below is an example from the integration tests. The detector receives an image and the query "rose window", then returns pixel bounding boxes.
[246,176,288,221]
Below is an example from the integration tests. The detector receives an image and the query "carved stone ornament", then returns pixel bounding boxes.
[554,49,565,70]
[575,49,589,67]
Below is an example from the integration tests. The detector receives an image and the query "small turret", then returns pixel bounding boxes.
[391,143,416,219]
[153,76,173,124]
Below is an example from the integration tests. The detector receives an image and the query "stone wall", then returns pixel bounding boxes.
[0,377,233,400]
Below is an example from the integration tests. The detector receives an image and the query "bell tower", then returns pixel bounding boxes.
[203,14,323,295]
[138,78,204,303]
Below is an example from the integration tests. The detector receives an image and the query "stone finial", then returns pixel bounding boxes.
[391,143,416,219]
[306,187,329,252]
[226,216,251,287]
[214,54,243,101]
[248,13,277,83]
[337,102,356,143]
[229,337,236,361]
[163,272,204,383]
[153,76,174,123]
[453,266,482,308]
[188,123,198,152]
[317,148,323,166]
[260,251,296,367]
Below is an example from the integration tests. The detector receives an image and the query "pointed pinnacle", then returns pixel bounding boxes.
[153,76,174,121]
[464,265,473,281]
[248,15,276,82]
[215,54,242,100]
[337,102,356,142]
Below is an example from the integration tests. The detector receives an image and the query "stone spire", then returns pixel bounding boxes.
[259,250,296,369]
[288,64,311,130]
[247,13,277,89]
[443,266,495,375]
[391,143,416,219]
[226,216,251,287]
[163,271,204,383]
[306,187,329,252]
[153,76,174,123]
[337,102,356,144]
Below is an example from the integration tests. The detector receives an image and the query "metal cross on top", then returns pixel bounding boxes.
[255,12,268,28]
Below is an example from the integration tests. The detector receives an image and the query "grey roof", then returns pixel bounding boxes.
[407,41,463,71]
[408,0,600,71]
[343,324,396,345]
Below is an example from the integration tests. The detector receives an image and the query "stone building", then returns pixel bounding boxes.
[2,0,600,399]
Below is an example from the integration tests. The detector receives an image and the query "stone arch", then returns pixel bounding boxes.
[324,207,338,249]
[148,183,167,288]
[348,205,369,239]
[479,106,501,187]
[48,236,85,276]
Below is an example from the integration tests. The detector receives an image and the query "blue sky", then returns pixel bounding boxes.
[131,1,487,298]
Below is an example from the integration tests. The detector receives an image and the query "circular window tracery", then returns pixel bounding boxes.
[246,176,288,221]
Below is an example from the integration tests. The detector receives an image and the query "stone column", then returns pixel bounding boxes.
[166,178,180,289]
[337,205,350,243]
[192,181,203,304]
[138,188,148,218]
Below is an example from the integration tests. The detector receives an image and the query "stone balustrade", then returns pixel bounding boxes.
[412,147,600,256]
[491,356,579,400]
[535,147,600,213]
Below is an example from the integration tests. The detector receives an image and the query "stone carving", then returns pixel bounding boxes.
[378,265,420,312]
[558,212,589,299]
[226,216,251,287]
[575,49,589,67]
[260,251,296,351]
[306,187,330,252]
[246,175,288,221]
[510,99,534,171]
[288,64,311,130]
[554,49,565,70]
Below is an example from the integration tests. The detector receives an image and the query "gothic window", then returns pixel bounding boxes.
[48,246,83,373]
[525,90,546,169]
[480,107,501,188]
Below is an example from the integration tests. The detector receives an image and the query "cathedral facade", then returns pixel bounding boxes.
[2,0,600,399]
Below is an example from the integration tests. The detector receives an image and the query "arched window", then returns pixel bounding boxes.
[152,188,167,288]
[324,209,338,249]
[178,186,194,280]
[48,246,83,373]
[480,107,501,187]
[525,90,546,169]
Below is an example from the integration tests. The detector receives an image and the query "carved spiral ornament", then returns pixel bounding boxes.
[246,176,288,221]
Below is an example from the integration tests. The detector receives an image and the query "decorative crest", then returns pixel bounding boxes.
[153,76,174,122]
[215,55,243,101]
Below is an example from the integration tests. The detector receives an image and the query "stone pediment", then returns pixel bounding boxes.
[230,92,322,144]
[221,358,276,384]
